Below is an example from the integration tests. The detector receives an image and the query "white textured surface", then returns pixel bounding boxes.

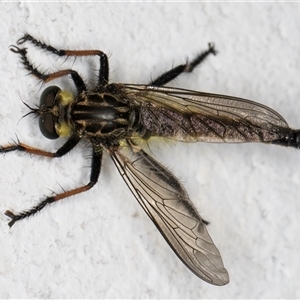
[1,2,300,298]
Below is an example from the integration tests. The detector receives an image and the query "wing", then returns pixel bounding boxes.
[123,84,290,143]
[109,142,229,285]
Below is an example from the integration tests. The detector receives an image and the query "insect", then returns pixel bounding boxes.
[1,34,300,286]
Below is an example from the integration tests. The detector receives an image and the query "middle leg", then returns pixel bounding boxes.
[4,144,103,227]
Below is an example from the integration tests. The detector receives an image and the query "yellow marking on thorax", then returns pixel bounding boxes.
[55,122,72,137]
[57,90,74,106]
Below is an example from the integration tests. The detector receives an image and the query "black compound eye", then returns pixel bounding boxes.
[39,86,61,139]
[39,114,59,139]
[40,86,61,107]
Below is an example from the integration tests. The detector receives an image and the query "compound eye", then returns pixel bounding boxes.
[40,86,61,107]
[39,86,61,139]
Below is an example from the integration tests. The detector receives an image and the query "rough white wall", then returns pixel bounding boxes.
[0,2,300,298]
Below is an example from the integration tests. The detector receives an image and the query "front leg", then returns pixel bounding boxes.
[0,134,81,158]
[10,46,87,94]
[13,33,109,87]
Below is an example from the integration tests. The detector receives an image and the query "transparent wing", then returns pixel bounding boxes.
[109,143,229,285]
[123,84,290,143]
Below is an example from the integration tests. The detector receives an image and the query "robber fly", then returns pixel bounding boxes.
[1,34,300,286]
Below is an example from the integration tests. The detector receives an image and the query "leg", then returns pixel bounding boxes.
[10,46,87,94]
[0,134,81,158]
[13,33,109,87]
[4,145,103,227]
[149,43,217,86]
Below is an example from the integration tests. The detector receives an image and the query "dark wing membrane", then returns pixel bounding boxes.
[123,84,290,143]
[109,143,229,285]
